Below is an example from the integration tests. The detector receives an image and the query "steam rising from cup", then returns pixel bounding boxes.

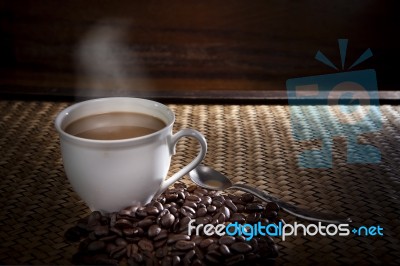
[75,19,152,98]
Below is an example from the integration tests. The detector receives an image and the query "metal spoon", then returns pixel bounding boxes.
[188,165,352,224]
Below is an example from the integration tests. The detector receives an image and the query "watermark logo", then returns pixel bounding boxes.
[188,219,384,241]
[286,39,381,168]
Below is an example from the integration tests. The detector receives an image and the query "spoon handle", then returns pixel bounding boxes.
[230,183,352,224]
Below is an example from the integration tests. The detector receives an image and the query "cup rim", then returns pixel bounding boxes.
[55,97,175,145]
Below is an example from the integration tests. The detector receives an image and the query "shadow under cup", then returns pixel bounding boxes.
[55,97,199,213]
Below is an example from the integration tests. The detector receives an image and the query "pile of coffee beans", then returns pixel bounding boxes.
[65,183,281,265]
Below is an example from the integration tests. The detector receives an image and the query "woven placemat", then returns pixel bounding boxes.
[0,101,399,265]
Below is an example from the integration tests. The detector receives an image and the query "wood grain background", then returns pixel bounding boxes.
[0,0,398,101]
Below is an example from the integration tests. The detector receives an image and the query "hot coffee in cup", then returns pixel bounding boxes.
[64,112,166,140]
[55,97,207,213]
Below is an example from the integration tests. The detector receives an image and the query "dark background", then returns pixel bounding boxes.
[0,0,398,102]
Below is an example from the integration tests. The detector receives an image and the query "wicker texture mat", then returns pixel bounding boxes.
[0,101,399,265]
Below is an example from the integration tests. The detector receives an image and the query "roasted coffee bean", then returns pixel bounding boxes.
[195,216,211,225]
[165,192,179,202]
[265,202,280,212]
[161,255,173,266]
[88,240,105,251]
[235,235,246,242]
[199,238,214,249]
[122,227,136,237]
[110,227,123,237]
[266,210,278,221]
[220,244,231,256]
[115,219,132,229]
[246,203,265,212]
[126,244,134,257]
[169,206,178,216]
[214,195,225,202]
[225,199,238,212]
[175,240,195,251]
[212,212,226,224]
[186,195,201,203]
[154,238,168,249]
[118,209,134,218]
[178,216,191,232]
[180,207,195,218]
[229,195,243,205]
[249,238,259,253]
[106,243,117,253]
[183,249,196,264]
[207,205,217,213]
[197,203,207,209]
[220,206,231,220]
[154,201,164,212]
[236,204,245,212]
[246,252,260,261]
[161,213,175,228]
[230,213,246,223]
[137,217,155,229]
[138,239,154,252]
[167,234,190,244]
[194,188,208,196]
[93,225,109,237]
[154,229,168,241]
[212,200,223,208]
[241,193,254,203]
[177,191,186,200]
[200,196,212,205]
[115,237,128,247]
[231,242,252,253]
[183,205,196,214]
[130,243,139,255]
[156,245,169,258]
[183,201,197,209]
[194,246,205,260]
[197,207,207,217]
[132,252,143,263]
[146,206,160,216]
[109,245,126,258]
[269,243,279,258]
[192,259,203,266]
[225,254,245,265]
[88,231,97,241]
[207,243,220,252]
[205,250,222,263]
[99,234,117,242]
[148,224,161,238]
[158,209,170,219]
[219,236,236,245]
[131,227,144,237]
[246,212,261,224]
[172,255,181,266]
[260,218,270,226]
[136,207,148,217]
[191,235,204,246]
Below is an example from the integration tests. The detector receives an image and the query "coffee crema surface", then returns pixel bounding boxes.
[65,112,166,140]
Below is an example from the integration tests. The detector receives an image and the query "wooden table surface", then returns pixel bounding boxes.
[0,0,398,102]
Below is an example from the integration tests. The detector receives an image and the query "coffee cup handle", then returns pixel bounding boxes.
[156,129,207,196]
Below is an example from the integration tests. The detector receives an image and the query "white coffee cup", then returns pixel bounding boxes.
[55,97,207,213]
